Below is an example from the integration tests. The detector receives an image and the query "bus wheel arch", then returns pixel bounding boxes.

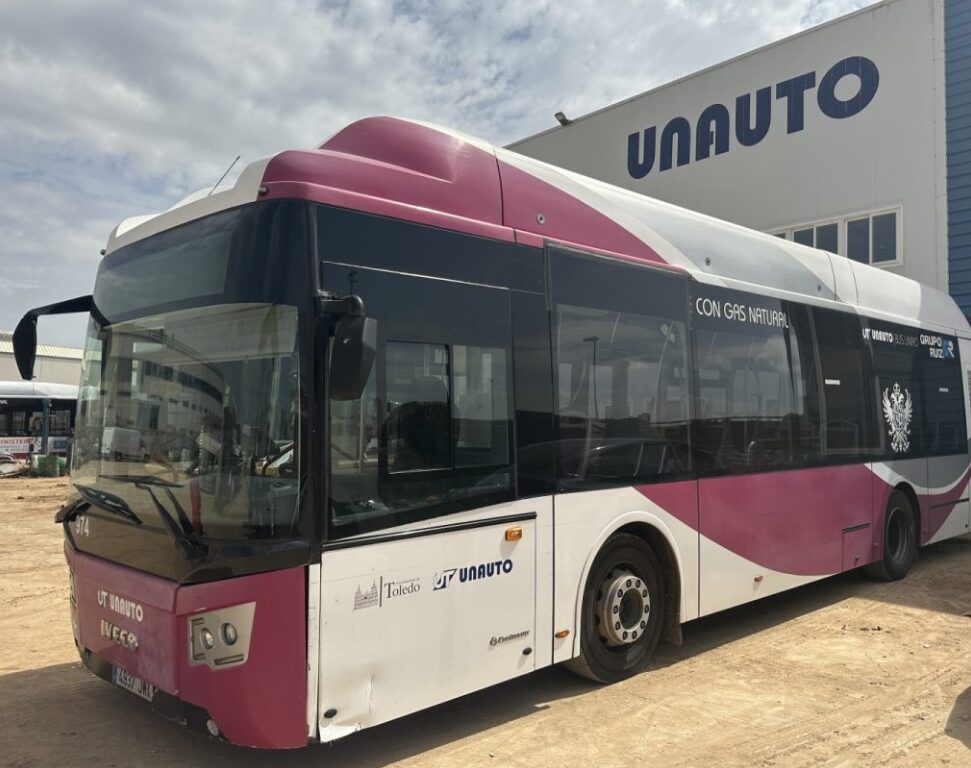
[616,522,682,646]
[893,482,921,543]
[565,518,684,683]
[865,485,919,582]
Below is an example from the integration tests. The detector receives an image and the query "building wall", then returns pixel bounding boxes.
[509,0,948,292]
[945,0,971,315]
[0,354,81,386]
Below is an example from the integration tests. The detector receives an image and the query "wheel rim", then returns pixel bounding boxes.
[887,506,911,562]
[594,567,650,648]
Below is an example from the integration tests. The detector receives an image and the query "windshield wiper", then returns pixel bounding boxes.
[97,473,205,558]
[73,484,142,525]
[99,473,183,488]
[135,483,207,560]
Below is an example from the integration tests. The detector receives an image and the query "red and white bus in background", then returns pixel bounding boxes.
[15,117,971,749]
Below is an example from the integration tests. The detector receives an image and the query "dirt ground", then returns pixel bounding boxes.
[3,477,971,767]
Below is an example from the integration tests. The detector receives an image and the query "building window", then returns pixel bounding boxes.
[770,208,901,268]
[872,212,898,263]
[816,223,838,252]
[775,222,840,252]
[847,218,869,263]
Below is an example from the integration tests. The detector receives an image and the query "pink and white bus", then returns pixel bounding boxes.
[16,117,971,748]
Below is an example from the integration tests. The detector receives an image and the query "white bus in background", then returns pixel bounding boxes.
[14,116,971,749]
[0,381,77,460]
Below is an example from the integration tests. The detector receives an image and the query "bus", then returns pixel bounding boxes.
[0,381,77,460]
[15,116,971,749]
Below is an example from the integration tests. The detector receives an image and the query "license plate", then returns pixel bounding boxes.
[111,666,156,703]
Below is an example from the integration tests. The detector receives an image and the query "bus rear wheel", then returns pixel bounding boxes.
[864,490,917,582]
[566,533,664,683]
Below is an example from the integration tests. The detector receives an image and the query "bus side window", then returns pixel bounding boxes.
[690,289,817,474]
[550,249,691,488]
[867,319,923,457]
[691,327,799,473]
[813,309,874,459]
[918,344,964,456]
[325,264,515,538]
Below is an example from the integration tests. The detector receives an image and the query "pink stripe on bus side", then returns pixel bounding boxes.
[639,460,971,578]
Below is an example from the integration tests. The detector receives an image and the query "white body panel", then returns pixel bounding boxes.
[927,502,971,544]
[104,157,270,255]
[698,537,831,617]
[316,499,551,741]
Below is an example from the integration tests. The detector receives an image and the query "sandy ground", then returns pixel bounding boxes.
[3,477,971,767]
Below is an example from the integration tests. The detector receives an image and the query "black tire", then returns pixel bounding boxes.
[565,533,664,683]
[864,489,918,582]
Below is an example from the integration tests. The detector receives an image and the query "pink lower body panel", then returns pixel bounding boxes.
[69,548,307,749]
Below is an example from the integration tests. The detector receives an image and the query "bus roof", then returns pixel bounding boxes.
[0,381,78,400]
[105,116,971,336]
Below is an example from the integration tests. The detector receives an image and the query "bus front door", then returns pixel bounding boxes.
[313,510,539,741]
[313,263,543,741]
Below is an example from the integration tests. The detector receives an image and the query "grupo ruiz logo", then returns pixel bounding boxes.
[627,56,879,178]
[920,333,956,360]
[434,559,513,591]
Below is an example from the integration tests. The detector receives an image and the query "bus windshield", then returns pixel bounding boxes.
[72,303,300,541]
[65,201,311,579]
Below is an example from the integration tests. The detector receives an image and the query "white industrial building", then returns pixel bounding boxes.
[0,331,82,386]
[510,0,971,318]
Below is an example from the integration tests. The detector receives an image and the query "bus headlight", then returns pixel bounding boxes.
[188,602,255,670]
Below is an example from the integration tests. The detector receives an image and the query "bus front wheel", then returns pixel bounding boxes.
[864,490,918,582]
[565,533,664,683]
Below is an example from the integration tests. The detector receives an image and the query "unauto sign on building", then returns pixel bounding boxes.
[626,56,880,178]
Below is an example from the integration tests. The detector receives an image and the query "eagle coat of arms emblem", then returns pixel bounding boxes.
[882,382,913,453]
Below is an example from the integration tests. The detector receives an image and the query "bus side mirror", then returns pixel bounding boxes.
[13,295,97,380]
[329,315,376,401]
[12,316,37,381]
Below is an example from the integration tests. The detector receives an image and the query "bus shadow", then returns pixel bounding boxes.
[0,661,593,768]
[670,534,971,660]
[947,687,971,748]
[3,537,970,767]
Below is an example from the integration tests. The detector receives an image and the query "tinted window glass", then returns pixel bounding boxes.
[691,287,817,473]
[316,204,544,293]
[847,218,869,263]
[866,321,922,456]
[510,291,556,497]
[793,228,814,247]
[454,345,510,468]
[814,309,873,458]
[326,265,514,537]
[872,212,897,263]
[917,333,964,455]
[551,250,690,486]
[385,342,451,473]
[816,223,838,252]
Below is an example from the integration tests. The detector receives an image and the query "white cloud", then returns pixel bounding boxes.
[0,0,872,345]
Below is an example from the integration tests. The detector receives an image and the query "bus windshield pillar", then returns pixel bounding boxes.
[41,397,49,454]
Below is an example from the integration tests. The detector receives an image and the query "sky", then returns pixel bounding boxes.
[0,0,873,347]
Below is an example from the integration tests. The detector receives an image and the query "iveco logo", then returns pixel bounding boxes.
[100,619,139,652]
